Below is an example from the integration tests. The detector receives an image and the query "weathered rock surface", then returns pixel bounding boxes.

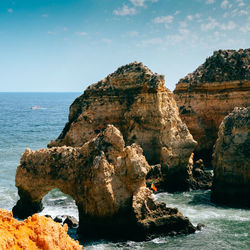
[13,125,196,240]
[48,62,197,191]
[174,49,250,167]
[211,107,250,207]
[146,159,212,192]
[0,209,82,249]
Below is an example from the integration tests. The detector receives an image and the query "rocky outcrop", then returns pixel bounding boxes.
[0,209,82,249]
[48,62,197,191]
[211,107,250,207]
[13,125,196,240]
[146,159,212,192]
[174,49,250,167]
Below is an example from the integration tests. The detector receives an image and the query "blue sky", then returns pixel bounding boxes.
[0,0,249,92]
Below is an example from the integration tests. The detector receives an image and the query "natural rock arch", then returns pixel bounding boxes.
[13,125,196,240]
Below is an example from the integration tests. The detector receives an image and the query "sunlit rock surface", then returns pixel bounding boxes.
[48,62,197,191]
[174,49,250,167]
[13,125,196,240]
[211,107,250,207]
[0,209,82,249]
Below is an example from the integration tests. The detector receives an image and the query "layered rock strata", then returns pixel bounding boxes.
[48,62,197,191]
[13,125,196,240]
[0,209,82,249]
[174,49,250,167]
[211,107,250,207]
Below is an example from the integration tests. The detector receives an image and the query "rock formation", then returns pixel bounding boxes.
[48,62,197,191]
[13,125,196,240]
[211,107,250,207]
[0,209,82,249]
[174,49,250,167]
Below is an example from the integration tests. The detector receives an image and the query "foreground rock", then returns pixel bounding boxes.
[0,209,82,249]
[211,107,250,207]
[48,62,197,191]
[174,49,250,167]
[13,125,196,240]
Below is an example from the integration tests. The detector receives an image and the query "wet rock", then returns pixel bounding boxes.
[211,107,250,207]
[54,215,67,224]
[196,223,205,231]
[64,216,79,228]
[174,49,250,168]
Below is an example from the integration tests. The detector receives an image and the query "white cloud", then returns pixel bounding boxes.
[179,28,190,35]
[201,17,218,31]
[201,17,237,31]
[8,8,13,13]
[240,22,250,33]
[220,20,236,30]
[195,13,201,18]
[223,12,229,17]
[122,31,139,38]
[187,15,193,20]
[221,0,232,9]
[130,0,158,6]
[128,31,139,37]
[179,21,187,27]
[113,5,136,16]
[236,0,245,7]
[206,0,215,4]
[174,10,180,15]
[42,14,48,18]
[141,37,162,45]
[166,34,184,45]
[48,31,56,35]
[153,15,174,28]
[75,32,87,36]
[130,0,145,6]
[153,15,173,24]
[102,38,112,44]
[231,8,248,16]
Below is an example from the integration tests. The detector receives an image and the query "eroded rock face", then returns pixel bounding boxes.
[174,49,250,167]
[13,125,196,240]
[0,209,82,249]
[211,107,250,207]
[48,62,197,191]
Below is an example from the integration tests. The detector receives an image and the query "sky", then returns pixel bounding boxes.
[0,0,249,92]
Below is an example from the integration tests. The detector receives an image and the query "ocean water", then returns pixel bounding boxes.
[0,92,249,249]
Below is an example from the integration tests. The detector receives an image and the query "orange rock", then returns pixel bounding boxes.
[0,209,82,250]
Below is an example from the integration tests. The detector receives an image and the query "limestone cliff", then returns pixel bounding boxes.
[0,209,82,249]
[48,62,197,191]
[13,125,196,240]
[211,107,250,207]
[174,49,250,167]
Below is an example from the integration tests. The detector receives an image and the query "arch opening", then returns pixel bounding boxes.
[39,188,78,220]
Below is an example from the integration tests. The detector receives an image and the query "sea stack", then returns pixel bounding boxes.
[211,107,250,207]
[174,49,250,167]
[48,62,198,191]
[13,125,196,240]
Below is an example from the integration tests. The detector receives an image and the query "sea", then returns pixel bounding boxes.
[0,92,249,249]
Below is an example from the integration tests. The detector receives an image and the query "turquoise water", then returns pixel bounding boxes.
[0,93,249,249]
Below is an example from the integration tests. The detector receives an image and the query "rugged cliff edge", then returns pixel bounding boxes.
[0,209,82,249]
[13,125,196,240]
[48,62,198,191]
[174,49,250,167]
[211,107,250,207]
